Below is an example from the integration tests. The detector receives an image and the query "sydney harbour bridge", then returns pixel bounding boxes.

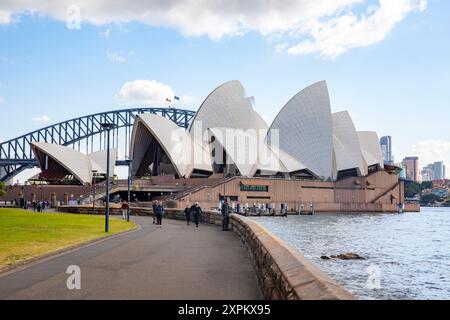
[0,107,196,182]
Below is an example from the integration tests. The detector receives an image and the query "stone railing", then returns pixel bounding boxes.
[57,205,355,300]
[230,214,355,300]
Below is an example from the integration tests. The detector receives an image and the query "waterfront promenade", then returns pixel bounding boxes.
[0,216,261,300]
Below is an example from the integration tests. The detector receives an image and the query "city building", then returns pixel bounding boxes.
[14,80,409,213]
[380,136,393,165]
[421,161,447,181]
[421,166,434,182]
[433,161,446,180]
[403,156,420,182]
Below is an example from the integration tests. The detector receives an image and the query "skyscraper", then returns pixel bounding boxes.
[380,136,393,164]
[403,156,419,182]
[433,161,445,180]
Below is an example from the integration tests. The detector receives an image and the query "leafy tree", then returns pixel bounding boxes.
[420,193,442,205]
[421,181,433,190]
[0,181,5,197]
[404,181,421,198]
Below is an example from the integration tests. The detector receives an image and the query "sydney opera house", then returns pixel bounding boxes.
[20,80,407,213]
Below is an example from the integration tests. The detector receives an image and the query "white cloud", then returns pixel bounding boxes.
[287,0,427,58]
[32,115,51,123]
[118,79,175,105]
[0,96,4,105]
[107,51,126,62]
[0,10,12,24]
[100,28,111,38]
[412,140,450,178]
[0,0,427,58]
[107,50,134,62]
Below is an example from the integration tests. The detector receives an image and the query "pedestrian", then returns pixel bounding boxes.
[184,204,191,225]
[155,201,164,227]
[121,200,129,220]
[221,198,231,231]
[152,200,158,224]
[191,202,202,228]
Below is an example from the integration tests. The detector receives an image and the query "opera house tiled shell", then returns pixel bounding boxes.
[31,142,116,184]
[129,80,384,181]
[32,80,384,183]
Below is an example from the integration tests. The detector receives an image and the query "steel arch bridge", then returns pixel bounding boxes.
[0,107,196,182]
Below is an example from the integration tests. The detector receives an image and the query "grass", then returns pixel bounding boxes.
[0,208,137,270]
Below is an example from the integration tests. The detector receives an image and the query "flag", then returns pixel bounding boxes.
[166,98,172,102]
[174,96,180,101]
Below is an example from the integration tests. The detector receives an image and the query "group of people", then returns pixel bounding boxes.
[146,198,232,231]
[184,198,231,231]
[32,200,48,212]
[184,202,203,228]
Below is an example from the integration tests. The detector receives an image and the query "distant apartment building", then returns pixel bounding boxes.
[433,161,446,180]
[421,161,447,181]
[403,156,420,182]
[421,166,434,182]
[397,163,407,179]
[432,179,450,189]
[380,136,393,164]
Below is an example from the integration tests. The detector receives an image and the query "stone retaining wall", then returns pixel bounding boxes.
[230,214,355,300]
[58,205,354,300]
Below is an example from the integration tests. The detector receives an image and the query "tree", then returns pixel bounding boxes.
[420,193,442,205]
[404,181,421,198]
[421,181,433,190]
[0,181,5,197]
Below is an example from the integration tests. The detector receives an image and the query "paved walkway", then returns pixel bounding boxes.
[0,217,261,300]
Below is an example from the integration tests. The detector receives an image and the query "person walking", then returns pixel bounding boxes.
[152,200,158,224]
[191,202,202,228]
[155,201,164,227]
[121,200,129,220]
[221,198,231,231]
[184,204,191,225]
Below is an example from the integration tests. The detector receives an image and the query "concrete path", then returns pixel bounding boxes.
[0,217,261,300]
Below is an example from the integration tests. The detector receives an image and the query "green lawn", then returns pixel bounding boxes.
[0,208,137,270]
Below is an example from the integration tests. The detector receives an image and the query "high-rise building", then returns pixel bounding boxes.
[433,161,446,180]
[403,156,419,182]
[380,136,393,164]
[422,161,447,181]
[421,166,434,181]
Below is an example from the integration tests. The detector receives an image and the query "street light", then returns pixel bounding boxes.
[92,169,98,214]
[123,159,132,222]
[23,180,28,209]
[100,122,117,232]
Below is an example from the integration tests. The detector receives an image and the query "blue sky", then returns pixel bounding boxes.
[0,0,449,179]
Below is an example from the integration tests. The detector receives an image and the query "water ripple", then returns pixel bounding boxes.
[251,207,450,300]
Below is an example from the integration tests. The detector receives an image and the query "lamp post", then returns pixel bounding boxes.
[23,180,28,209]
[92,169,98,214]
[124,159,132,222]
[100,122,117,232]
[40,182,43,202]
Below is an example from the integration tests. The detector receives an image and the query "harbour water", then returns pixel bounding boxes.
[251,207,450,300]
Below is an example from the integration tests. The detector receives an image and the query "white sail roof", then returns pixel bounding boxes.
[88,148,117,175]
[266,81,333,179]
[189,80,268,142]
[130,114,212,178]
[332,111,367,176]
[358,131,384,168]
[31,142,93,184]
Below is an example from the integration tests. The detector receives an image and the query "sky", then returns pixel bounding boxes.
[0,0,449,180]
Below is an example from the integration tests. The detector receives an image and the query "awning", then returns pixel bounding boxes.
[240,180,270,186]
